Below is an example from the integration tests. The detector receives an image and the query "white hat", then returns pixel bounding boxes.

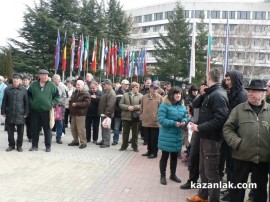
[121,79,130,85]
[0,76,4,81]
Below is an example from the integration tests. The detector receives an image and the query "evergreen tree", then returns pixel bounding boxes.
[0,49,13,78]
[193,17,208,85]
[154,3,191,84]
[106,0,132,44]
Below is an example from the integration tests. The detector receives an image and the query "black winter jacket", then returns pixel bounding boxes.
[114,88,127,118]
[226,71,247,112]
[197,84,229,141]
[86,90,102,117]
[1,84,29,124]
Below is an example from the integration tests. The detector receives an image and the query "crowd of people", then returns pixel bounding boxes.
[1,68,270,202]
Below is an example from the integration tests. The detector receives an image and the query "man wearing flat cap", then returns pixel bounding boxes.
[223,79,270,202]
[97,79,116,148]
[1,73,29,152]
[28,69,59,152]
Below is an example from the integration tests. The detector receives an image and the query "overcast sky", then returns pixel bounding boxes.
[0,0,172,47]
[0,0,261,47]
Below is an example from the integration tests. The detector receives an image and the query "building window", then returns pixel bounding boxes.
[144,14,152,22]
[237,11,250,19]
[253,39,262,46]
[268,12,270,19]
[141,40,148,46]
[192,10,204,18]
[229,24,236,31]
[208,11,220,19]
[134,16,142,23]
[184,10,189,18]
[142,26,151,33]
[253,11,266,20]
[222,11,235,19]
[153,25,162,32]
[152,38,160,45]
[165,11,174,19]
[154,12,163,21]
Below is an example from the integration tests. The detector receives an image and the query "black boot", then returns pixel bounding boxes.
[180,180,192,189]
[159,161,167,185]
[170,157,181,183]
[160,176,167,185]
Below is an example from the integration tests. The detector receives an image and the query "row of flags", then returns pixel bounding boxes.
[54,31,147,78]
[189,12,230,82]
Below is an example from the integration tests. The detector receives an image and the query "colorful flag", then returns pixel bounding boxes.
[54,30,61,71]
[189,19,196,83]
[76,35,82,69]
[91,37,97,73]
[224,14,230,77]
[100,38,105,70]
[83,35,89,71]
[142,48,147,76]
[62,32,67,72]
[106,40,111,75]
[206,17,212,76]
[70,33,75,73]
[79,34,84,71]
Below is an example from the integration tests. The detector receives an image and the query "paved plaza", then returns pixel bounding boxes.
[0,125,252,202]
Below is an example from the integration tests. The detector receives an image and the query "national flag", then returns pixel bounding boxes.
[106,40,111,75]
[70,33,75,72]
[111,41,115,75]
[91,37,97,73]
[100,38,105,70]
[62,31,67,72]
[142,48,147,76]
[76,35,82,69]
[79,34,84,71]
[189,19,196,83]
[206,17,212,76]
[224,14,230,77]
[54,30,61,71]
[83,35,89,71]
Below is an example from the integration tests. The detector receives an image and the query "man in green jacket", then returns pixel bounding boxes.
[223,79,270,202]
[28,69,59,152]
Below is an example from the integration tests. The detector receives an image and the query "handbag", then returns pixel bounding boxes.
[129,96,140,122]
[54,105,63,121]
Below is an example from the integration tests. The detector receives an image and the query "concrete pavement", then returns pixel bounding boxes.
[0,125,249,202]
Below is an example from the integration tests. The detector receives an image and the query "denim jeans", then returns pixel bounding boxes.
[113,117,121,143]
[55,120,63,140]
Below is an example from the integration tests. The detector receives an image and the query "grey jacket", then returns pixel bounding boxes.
[98,87,116,118]
[223,101,270,164]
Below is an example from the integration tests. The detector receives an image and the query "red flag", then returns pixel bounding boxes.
[61,32,67,72]
[91,37,97,73]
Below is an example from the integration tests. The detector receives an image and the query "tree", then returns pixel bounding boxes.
[154,3,191,85]
[106,0,132,44]
[0,48,13,78]
[192,16,208,85]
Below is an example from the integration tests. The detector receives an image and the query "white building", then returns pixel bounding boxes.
[126,0,270,79]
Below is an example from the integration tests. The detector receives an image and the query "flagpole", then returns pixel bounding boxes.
[189,17,196,84]
[206,16,212,76]
[224,12,230,77]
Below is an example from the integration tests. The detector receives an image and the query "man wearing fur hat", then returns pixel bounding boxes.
[223,79,270,202]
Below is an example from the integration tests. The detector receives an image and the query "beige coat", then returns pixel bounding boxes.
[140,93,163,128]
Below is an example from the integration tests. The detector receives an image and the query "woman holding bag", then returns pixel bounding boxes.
[158,86,188,185]
[119,82,143,152]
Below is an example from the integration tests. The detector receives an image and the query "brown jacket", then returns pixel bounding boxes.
[69,90,91,116]
[141,93,163,128]
[98,87,116,118]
